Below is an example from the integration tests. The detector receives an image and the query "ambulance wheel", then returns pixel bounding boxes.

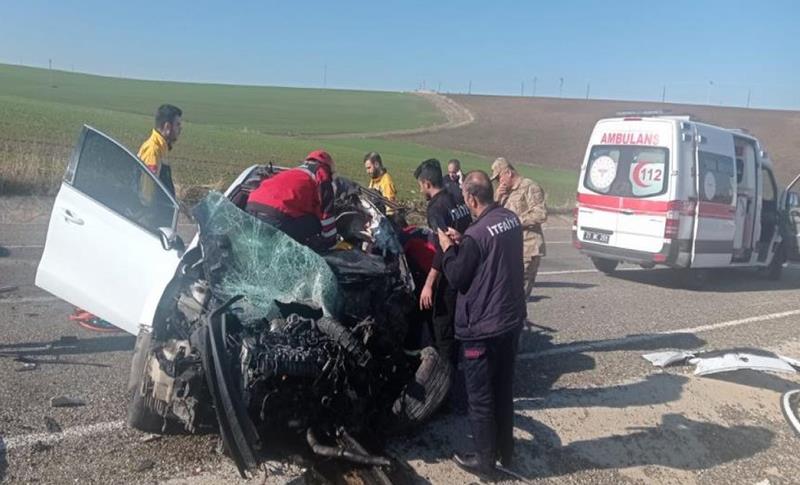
[591,257,619,274]
[679,268,709,290]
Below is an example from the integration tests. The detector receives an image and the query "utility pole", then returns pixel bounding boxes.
[746,88,752,108]
[661,85,666,103]
[559,77,564,97]
[706,80,714,105]
[585,83,590,100]
[323,64,327,88]
[437,81,441,93]
[532,77,537,97]
[521,81,524,96]
[48,58,54,87]
[468,80,472,95]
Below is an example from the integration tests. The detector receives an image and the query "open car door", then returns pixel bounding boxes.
[36,126,182,335]
[781,173,800,262]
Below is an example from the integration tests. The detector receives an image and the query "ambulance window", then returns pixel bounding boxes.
[584,146,669,198]
[698,151,735,205]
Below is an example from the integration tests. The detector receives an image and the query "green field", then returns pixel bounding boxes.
[0,63,577,208]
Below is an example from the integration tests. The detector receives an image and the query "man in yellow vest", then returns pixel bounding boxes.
[138,104,183,196]
[364,152,398,216]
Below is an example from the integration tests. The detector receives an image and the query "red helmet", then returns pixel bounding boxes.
[306,150,333,167]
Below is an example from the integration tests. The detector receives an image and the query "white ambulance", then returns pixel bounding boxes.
[572,114,800,287]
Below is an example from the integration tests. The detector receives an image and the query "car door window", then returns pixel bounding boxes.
[70,129,177,234]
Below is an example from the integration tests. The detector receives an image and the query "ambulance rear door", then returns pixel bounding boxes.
[690,124,737,267]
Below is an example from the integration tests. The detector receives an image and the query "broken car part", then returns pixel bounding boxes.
[692,353,797,376]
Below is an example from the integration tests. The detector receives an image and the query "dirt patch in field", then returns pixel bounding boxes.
[394,95,800,182]
[317,91,474,139]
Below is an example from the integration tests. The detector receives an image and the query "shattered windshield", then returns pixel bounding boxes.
[193,192,342,322]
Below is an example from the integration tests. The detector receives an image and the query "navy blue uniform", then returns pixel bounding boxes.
[441,203,526,468]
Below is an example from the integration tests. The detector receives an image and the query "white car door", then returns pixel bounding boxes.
[36,126,182,335]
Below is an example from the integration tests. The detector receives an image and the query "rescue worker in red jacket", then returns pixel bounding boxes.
[246,150,338,250]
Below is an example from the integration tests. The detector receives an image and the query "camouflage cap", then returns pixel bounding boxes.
[490,157,511,181]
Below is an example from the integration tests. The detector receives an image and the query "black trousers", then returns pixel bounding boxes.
[248,205,321,245]
[460,325,522,467]
[432,278,457,365]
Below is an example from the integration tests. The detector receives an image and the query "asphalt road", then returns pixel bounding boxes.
[2,211,800,484]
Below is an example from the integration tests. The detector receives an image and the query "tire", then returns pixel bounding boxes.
[126,328,166,433]
[591,257,619,274]
[393,347,452,425]
[678,268,710,290]
[761,244,785,281]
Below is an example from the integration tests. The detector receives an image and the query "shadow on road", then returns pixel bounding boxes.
[0,335,135,368]
[514,413,774,479]
[608,266,800,293]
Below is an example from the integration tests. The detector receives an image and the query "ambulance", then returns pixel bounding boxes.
[572,114,800,287]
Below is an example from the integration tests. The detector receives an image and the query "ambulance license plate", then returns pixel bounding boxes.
[583,230,610,244]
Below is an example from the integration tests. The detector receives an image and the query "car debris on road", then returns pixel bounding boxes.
[642,349,800,376]
[50,396,86,408]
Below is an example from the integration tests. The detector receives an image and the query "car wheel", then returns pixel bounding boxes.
[126,328,166,433]
[591,257,619,274]
[392,347,452,425]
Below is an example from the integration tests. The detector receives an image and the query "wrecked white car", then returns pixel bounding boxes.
[35,126,450,476]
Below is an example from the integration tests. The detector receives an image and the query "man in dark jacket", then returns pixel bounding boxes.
[246,150,337,250]
[414,158,472,365]
[438,170,526,478]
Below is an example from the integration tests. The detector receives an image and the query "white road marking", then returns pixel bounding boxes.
[0,420,126,452]
[518,309,800,360]
[538,269,597,276]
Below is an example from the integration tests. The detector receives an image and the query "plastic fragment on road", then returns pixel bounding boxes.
[642,351,695,367]
[193,191,342,323]
[779,355,800,369]
[50,395,86,407]
[693,353,797,376]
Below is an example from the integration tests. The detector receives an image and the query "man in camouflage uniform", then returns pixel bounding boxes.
[490,157,547,300]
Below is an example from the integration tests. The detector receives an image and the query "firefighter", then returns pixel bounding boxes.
[438,170,526,479]
[491,157,547,300]
[246,150,337,250]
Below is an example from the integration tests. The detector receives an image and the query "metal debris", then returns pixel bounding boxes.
[15,362,37,372]
[133,458,156,472]
[693,353,797,376]
[641,351,695,367]
[50,395,86,408]
[140,433,162,443]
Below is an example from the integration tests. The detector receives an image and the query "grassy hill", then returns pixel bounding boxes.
[0,64,576,208]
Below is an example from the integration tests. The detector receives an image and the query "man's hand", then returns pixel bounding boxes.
[419,283,434,310]
[437,228,455,252]
[445,227,463,245]
[496,183,509,200]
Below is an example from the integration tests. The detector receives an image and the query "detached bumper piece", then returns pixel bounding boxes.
[199,297,261,478]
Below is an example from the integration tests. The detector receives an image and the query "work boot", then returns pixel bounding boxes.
[453,452,496,481]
